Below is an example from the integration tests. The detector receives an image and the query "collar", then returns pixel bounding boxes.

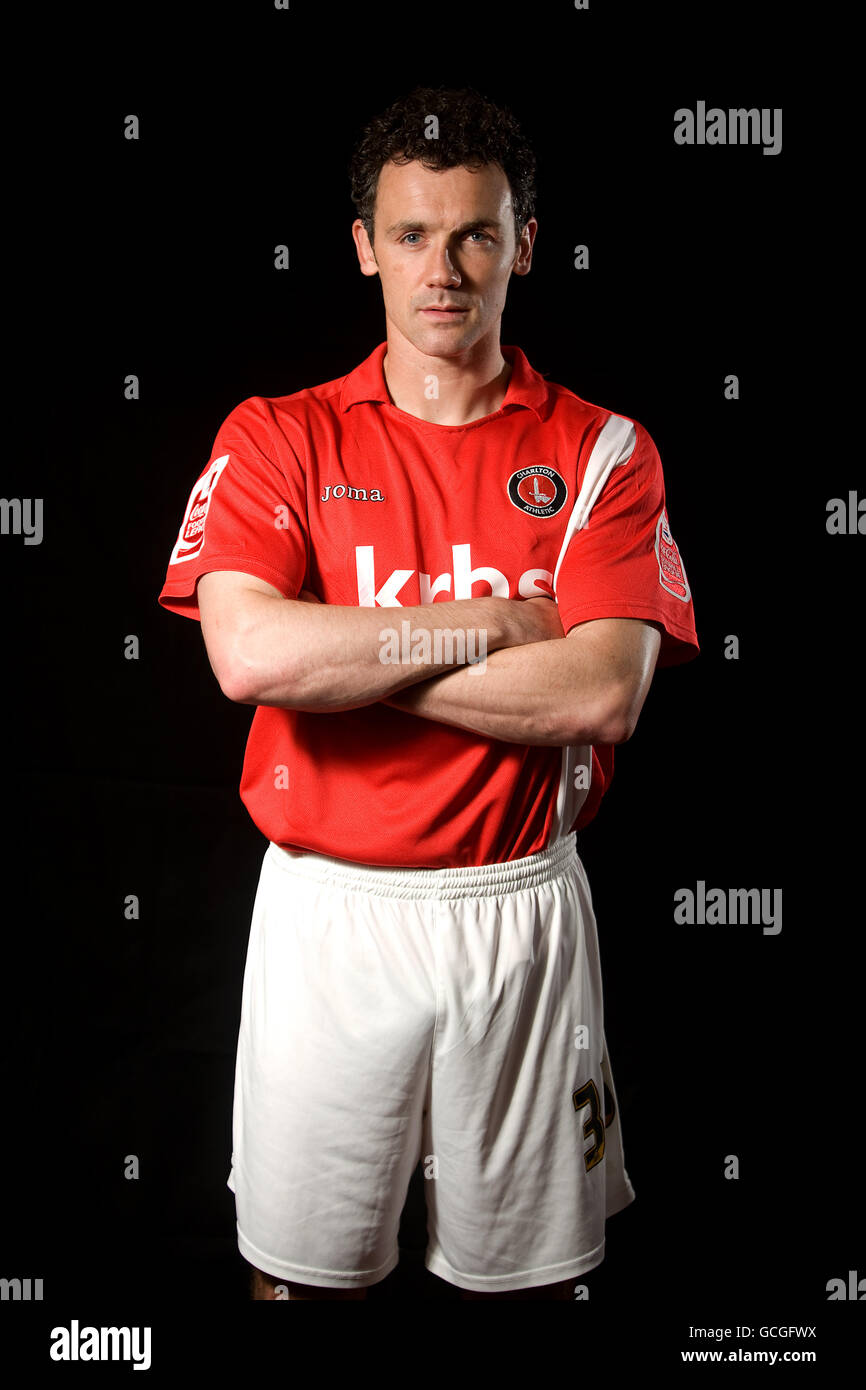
[339,341,549,420]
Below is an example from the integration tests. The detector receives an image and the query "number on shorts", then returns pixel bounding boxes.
[572,1079,605,1171]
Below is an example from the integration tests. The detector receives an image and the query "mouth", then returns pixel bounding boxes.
[421,306,470,320]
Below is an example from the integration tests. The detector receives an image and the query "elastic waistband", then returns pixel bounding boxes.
[265,833,579,900]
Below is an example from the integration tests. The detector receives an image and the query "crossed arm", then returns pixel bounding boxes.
[196,570,662,748]
[380,617,661,746]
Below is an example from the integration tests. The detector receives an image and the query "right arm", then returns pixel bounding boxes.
[197,570,564,711]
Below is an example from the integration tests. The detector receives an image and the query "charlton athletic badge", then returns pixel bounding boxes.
[655,507,690,600]
[507,465,568,518]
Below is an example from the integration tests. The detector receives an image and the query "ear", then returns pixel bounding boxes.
[512,217,538,276]
[352,219,379,278]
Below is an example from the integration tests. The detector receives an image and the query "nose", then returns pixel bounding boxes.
[425,241,461,287]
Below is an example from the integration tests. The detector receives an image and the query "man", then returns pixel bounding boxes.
[158,85,699,1301]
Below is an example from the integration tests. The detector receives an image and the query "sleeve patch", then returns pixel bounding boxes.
[169,454,230,565]
[655,507,690,601]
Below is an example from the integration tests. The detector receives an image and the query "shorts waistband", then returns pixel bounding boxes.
[265,833,579,900]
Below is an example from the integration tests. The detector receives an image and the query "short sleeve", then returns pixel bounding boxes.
[157,396,309,622]
[554,416,699,668]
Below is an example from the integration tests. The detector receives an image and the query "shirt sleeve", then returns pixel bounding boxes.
[553,414,699,668]
[157,396,309,622]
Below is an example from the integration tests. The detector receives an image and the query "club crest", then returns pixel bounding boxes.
[507,465,568,518]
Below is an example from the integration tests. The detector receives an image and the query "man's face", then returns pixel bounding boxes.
[352,159,536,358]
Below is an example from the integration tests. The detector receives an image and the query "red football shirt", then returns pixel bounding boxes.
[158,342,699,868]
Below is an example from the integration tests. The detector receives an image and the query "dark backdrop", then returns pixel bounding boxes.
[3,0,860,1370]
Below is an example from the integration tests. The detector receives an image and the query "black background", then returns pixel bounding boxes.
[2,0,860,1371]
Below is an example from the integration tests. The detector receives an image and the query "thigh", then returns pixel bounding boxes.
[229,850,437,1290]
[424,861,620,1294]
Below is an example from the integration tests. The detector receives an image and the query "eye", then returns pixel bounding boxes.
[398,230,493,245]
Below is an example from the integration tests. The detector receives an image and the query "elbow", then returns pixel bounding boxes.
[562,690,638,747]
[213,637,266,705]
[599,712,636,746]
[200,592,292,705]
[221,672,258,705]
[220,642,308,707]
[594,686,642,745]
[216,657,258,705]
[560,717,632,747]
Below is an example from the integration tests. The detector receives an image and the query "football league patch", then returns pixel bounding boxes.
[507,465,568,517]
[655,506,690,600]
[169,454,230,565]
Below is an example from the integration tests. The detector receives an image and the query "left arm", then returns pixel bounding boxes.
[381,616,663,746]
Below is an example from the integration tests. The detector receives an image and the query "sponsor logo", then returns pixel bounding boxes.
[169,454,230,565]
[355,543,554,606]
[655,507,690,600]
[507,465,568,517]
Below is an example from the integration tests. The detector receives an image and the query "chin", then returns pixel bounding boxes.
[414,323,478,356]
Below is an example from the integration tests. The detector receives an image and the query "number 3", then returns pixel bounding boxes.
[572,1080,605,1171]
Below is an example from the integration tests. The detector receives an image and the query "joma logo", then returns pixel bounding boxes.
[321,484,385,502]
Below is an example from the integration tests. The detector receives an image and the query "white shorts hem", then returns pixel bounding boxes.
[425,1239,606,1293]
[236,1225,400,1289]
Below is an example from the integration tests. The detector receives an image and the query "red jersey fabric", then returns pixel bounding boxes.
[158,341,699,868]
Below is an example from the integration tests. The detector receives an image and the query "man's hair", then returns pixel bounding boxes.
[348,85,537,251]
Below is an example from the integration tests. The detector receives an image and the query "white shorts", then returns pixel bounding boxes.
[226,832,635,1293]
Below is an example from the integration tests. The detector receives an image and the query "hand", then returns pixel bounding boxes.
[506,595,565,647]
[296,588,323,604]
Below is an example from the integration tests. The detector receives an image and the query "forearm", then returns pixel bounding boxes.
[382,638,622,746]
[233,594,529,710]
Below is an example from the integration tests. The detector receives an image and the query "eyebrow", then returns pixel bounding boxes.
[383,218,504,238]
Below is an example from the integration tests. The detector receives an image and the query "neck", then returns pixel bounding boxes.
[382,331,512,425]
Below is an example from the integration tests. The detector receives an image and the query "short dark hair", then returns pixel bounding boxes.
[348,85,537,250]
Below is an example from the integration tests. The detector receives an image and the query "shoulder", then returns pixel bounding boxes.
[213,367,349,462]
[531,364,655,453]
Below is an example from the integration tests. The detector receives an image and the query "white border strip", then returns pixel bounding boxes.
[552,416,636,593]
